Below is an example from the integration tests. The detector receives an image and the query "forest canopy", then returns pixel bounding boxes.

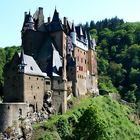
[85,17,140,103]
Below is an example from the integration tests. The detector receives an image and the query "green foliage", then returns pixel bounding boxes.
[73,106,109,140]
[56,116,72,139]
[108,62,126,86]
[98,76,118,93]
[0,46,19,96]
[32,96,140,140]
[89,20,140,102]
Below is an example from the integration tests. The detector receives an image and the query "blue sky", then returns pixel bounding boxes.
[0,0,140,47]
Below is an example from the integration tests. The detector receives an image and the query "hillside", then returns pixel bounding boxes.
[32,96,140,140]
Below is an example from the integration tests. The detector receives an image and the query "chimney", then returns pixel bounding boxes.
[48,17,51,23]
[39,7,43,14]
[38,7,44,27]
[64,17,67,26]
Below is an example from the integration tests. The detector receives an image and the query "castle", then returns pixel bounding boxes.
[0,7,98,131]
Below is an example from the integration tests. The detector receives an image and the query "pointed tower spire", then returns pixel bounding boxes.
[71,22,76,32]
[18,47,27,73]
[52,8,59,21]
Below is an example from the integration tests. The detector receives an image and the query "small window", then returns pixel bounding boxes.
[85,59,87,64]
[8,106,10,109]
[77,56,79,61]
[37,78,38,80]
[37,87,39,89]
[30,66,33,70]
[31,85,33,89]
[19,108,22,115]
[46,81,50,85]
[34,96,36,99]
[29,77,31,79]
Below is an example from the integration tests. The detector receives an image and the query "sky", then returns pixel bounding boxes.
[0,0,140,47]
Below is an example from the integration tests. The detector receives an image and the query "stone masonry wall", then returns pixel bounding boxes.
[23,74,45,111]
[0,103,28,132]
[51,77,67,113]
[4,55,24,103]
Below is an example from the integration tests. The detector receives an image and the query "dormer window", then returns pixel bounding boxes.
[30,66,33,70]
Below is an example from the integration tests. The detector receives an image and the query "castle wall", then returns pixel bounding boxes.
[23,74,45,111]
[51,77,67,113]
[4,74,24,102]
[0,103,28,132]
[86,75,98,94]
[44,78,51,93]
[4,55,24,102]
[88,50,97,75]
[73,47,87,95]
[51,31,67,57]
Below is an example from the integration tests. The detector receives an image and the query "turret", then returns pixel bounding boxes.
[18,47,27,73]
[21,11,35,33]
[84,30,88,45]
[70,23,76,45]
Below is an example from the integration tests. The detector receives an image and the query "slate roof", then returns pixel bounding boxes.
[18,53,47,77]
[45,9,64,32]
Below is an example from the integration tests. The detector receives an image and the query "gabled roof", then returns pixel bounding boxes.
[18,53,47,77]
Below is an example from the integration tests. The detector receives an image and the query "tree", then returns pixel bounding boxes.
[108,62,126,86]
[74,106,109,140]
[90,20,95,29]
[129,68,140,86]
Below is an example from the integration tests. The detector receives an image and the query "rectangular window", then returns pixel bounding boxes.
[77,56,79,61]
[81,58,83,63]
[79,66,83,71]
[46,81,50,85]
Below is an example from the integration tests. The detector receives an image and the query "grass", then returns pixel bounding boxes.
[32,96,140,140]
